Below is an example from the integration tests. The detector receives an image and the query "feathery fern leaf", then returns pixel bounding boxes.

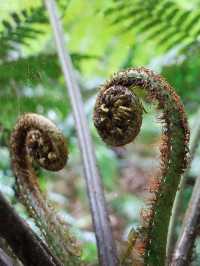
[105,0,200,51]
[0,6,48,59]
[0,52,99,88]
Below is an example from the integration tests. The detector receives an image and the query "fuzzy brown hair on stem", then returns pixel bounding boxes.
[10,113,82,266]
[93,67,190,266]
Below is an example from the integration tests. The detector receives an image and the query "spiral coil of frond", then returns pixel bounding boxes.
[93,67,189,265]
[10,113,81,266]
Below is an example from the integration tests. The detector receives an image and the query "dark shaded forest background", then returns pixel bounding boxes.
[0,0,200,265]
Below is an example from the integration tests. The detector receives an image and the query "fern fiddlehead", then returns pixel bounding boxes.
[10,113,82,266]
[93,67,189,265]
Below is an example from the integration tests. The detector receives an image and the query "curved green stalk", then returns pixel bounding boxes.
[93,67,189,265]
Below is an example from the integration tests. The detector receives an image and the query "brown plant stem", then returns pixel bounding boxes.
[0,192,61,266]
[0,248,14,266]
[44,1,118,265]
[171,174,200,266]
[0,237,22,266]
[167,108,200,263]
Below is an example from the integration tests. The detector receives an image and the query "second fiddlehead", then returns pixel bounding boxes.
[93,67,189,265]
[10,113,81,266]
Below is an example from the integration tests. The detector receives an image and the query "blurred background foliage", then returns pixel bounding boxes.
[0,0,200,264]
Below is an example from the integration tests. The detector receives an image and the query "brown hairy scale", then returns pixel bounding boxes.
[94,85,143,146]
[93,67,189,265]
[10,113,81,266]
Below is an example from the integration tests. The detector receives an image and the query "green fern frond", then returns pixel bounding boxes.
[0,52,99,88]
[105,0,200,51]
[0,6,47,59]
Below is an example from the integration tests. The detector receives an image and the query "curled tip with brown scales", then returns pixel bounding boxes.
[94,85,143,146]
[10,113,81,266]
[93,67,190,266]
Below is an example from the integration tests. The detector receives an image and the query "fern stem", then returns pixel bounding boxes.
[0,191,61,266]
[10,113,81,266]
[0,248,14,266]
[167,108,200,263]
[44,1,118,265]
[93,67,189,265]
[171,175,200,266]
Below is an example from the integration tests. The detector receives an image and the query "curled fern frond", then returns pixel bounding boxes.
[10,113,82,266]
[94,85,143,146]
[93,67,189,265]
